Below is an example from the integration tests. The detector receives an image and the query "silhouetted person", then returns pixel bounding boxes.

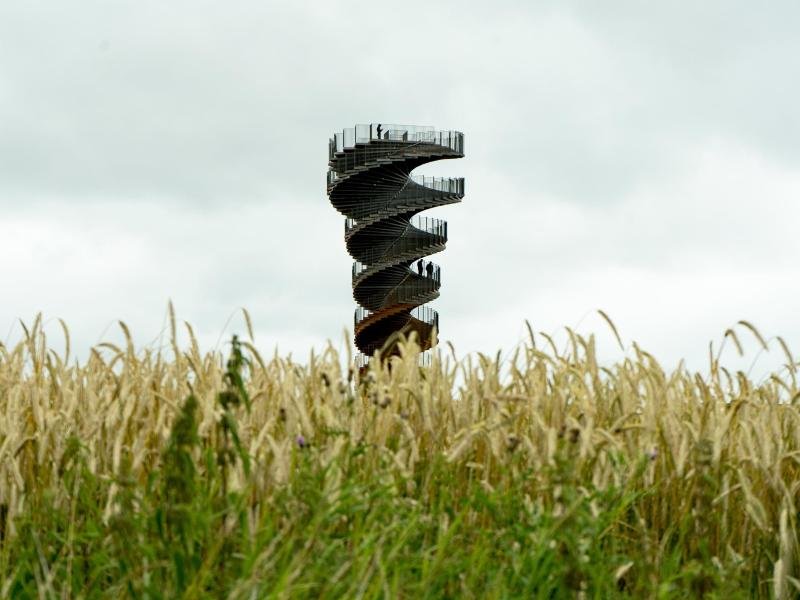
[417,260,423,276]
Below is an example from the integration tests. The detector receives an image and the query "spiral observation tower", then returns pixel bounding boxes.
[327,123,464,366]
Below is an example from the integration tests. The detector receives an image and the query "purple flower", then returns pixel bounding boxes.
[296,435,307,449]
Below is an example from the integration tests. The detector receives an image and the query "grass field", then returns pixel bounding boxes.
[1,310,799,598]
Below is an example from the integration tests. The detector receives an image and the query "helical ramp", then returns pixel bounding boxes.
[326,124,464,366]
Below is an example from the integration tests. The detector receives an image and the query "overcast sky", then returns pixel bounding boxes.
[2,1,799,374]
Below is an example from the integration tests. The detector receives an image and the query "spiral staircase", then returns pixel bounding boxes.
[327,124,464,366]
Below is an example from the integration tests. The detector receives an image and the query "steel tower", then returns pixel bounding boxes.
[327,123,464,365]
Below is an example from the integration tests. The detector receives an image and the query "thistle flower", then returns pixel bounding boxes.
[506,435,520,452]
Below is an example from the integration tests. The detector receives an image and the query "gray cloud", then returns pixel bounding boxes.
[2,1,799,374]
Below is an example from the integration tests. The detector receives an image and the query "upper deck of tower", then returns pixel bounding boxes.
[329,123,463,155]
[327,123,464,184]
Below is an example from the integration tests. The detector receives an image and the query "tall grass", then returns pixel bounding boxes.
[0,312,798,597]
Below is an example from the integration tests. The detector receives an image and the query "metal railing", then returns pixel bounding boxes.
[330,123,464,158]
[409,215,446,237]
[345,214,447,240]
[342,178,462,235]
[347,215,447,268]
[411,305,439,330]
[409,175,464,195]
[352,259,440,284]
[360,231,446,267]
[354,306,371,326]
[353,260,368,278]
[357,261,441,309]
[409,259,440,283]
[355,351,432,370]
[355,353,369,369]
[355,305,439,330]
